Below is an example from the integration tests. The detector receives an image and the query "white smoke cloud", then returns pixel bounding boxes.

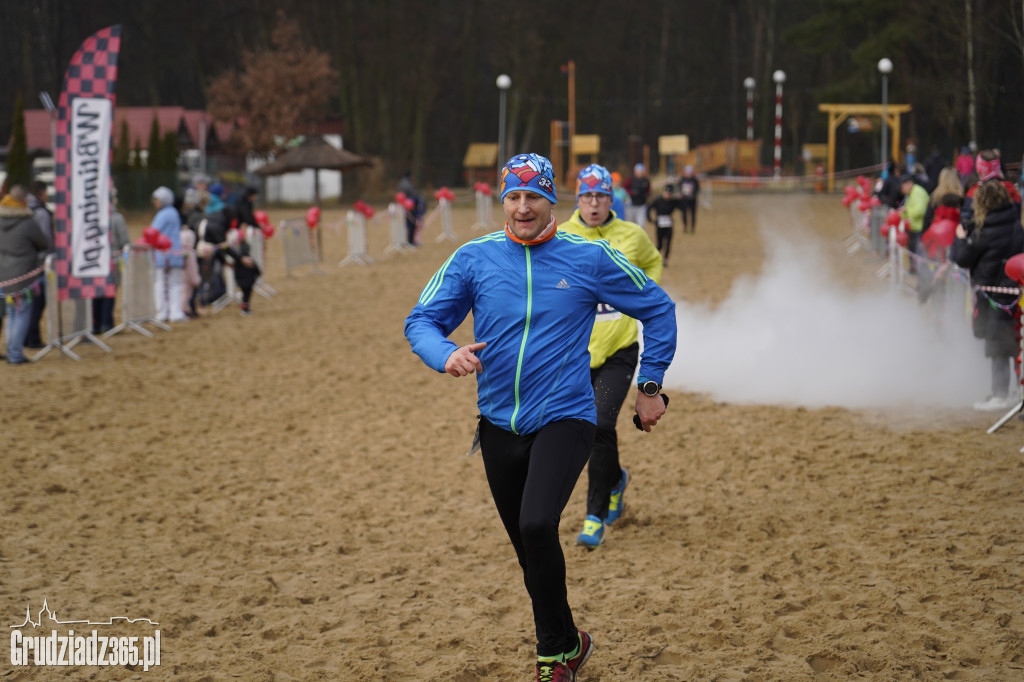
[661,226,991,409]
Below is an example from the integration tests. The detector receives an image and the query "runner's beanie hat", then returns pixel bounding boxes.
[500,153,558,204]
[576,164,613,197]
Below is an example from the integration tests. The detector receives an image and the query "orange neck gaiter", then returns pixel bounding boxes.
[505,215,557,246]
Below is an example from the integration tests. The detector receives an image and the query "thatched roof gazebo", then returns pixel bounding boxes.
[255,134,372,205]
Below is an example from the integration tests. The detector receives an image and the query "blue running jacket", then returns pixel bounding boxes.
[405,230,677,435]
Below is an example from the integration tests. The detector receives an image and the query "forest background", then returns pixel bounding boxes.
[2,0,1023,188]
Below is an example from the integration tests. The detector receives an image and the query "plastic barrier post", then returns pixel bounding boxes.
[384,202,414,254]
[340,210,374,266]
[472,190,495,231]
[435,198,457,243]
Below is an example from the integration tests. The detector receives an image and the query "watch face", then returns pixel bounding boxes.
[642,381,659,396]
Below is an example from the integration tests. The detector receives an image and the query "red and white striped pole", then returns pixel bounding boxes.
[743,77,755,141]
[772,70,786,179]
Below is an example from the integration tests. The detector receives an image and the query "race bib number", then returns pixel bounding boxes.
[681,184,694,197]
[595,302,622,322]
[656,215,673,228]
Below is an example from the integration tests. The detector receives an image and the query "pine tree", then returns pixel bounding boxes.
[113,119,131,171]
[161,131,179,171]
[147,114,162,171]
[7,92,31,187]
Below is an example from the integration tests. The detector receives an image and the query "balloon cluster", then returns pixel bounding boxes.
[353,200,375,219]
[841,176,878,211]
[254,210,275,239]
[473,182,492,196]
[879,211,909,247]
[305,206,321,229]
[139,226,172,251]
[394,192,415,211]
[434,186,456,202]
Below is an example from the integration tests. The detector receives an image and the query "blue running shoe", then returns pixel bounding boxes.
[606,467,630,525]
[575,515,604,549]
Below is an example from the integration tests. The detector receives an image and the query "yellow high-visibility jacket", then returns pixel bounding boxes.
[560,209,663,367]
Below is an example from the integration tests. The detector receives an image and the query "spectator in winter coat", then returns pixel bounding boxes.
[951,180,1024,411]
[0,185,50,364]
[151,186,186,323]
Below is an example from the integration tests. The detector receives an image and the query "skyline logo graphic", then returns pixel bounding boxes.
[10,599,160,672]
[10,599,159,628]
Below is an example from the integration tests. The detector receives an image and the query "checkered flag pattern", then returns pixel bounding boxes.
[54,25,122,301]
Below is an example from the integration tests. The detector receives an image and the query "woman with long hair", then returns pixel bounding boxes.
[951,179,1024,410]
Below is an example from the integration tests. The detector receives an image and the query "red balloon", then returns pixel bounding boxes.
[857,198,871,211]
[305,206,321,228]
[254,210,270,228]
[841,195,855,207]
[360,204,375,219]
[402,198,415,211]
[142,226,160,244]
[394,192,407,203]
[155,234,172,251]
[844,185,858,198]
[133,236,150,247]
[885,211,902,226]
[925,219,956,248]
[869,196,881,207]
[261,224,275,239]
[1006,253,1024,283]
[896,230,909,248]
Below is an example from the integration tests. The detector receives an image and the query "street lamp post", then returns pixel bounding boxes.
[877,58,892,170]
[772,70,786,179]
[743,77,755,141]
[496,74,511,175]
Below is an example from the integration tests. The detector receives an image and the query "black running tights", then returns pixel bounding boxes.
[479,417,594,658]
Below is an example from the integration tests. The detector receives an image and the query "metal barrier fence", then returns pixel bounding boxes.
[105,244,170,339]
[281,219,322,276]
[30,254,114,362]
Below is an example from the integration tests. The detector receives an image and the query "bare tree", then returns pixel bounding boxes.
[207,11,337,155]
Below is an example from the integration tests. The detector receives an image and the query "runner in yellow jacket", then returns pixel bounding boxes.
[560,163,664,548]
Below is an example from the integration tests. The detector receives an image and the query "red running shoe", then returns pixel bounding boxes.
[565,630,594,679]
[536,659,572,681]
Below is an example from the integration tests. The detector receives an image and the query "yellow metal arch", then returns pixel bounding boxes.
[818,103,912,191]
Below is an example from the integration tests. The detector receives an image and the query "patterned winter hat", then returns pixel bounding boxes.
[575,164,613,197]
[500,153,558,204]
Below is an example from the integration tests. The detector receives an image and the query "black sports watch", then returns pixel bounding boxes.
[639,380,661,397]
